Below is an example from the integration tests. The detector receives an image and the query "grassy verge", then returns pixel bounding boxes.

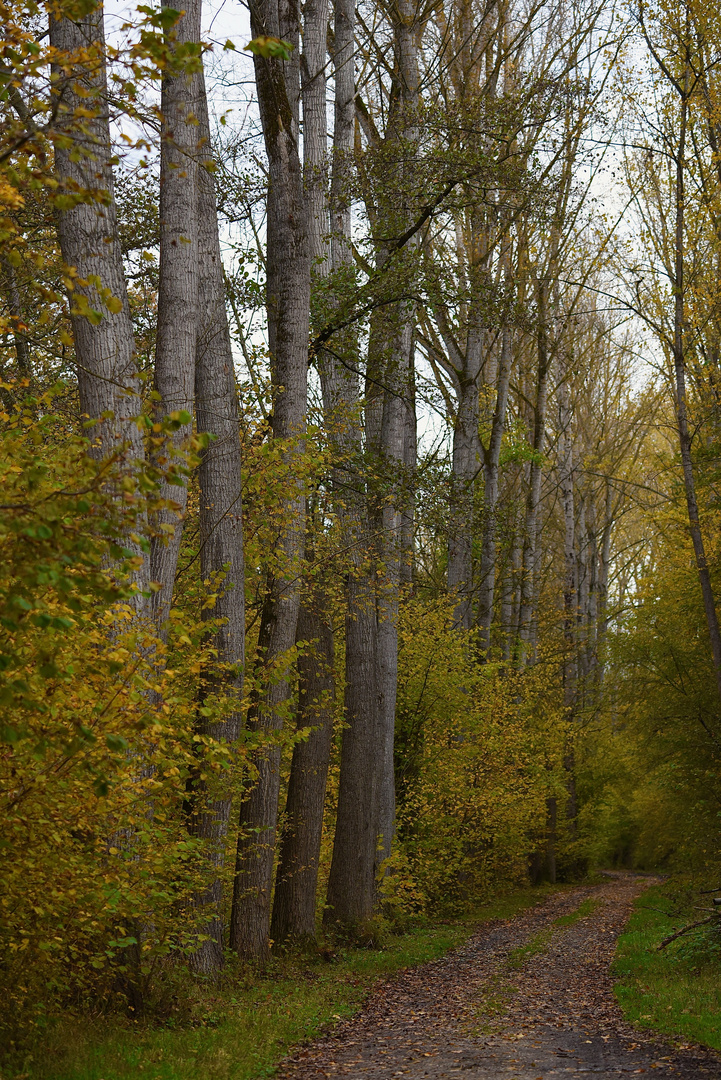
[4,886,558,1080]
[614,882,721,1050]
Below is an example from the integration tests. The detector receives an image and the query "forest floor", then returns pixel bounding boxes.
[277,873,721,1080]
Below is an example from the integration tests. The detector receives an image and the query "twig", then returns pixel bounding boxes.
[658,916,715,950]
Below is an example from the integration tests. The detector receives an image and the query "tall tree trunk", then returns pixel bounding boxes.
[326,572,379,924]
[230,0,310,963]
[270,571,334,944]
[586,496,598,683]
[476,324,513,652]
[448,370,480,629]
[269,0,331,945]
[324,0,382,928]
[557,356,577,835]
[302,0,329,271]
[371,0,421,879]
[150,0,200,631]
[49,4,148,603]
[500,498,521,661]
[576,498,589,682]
[372,311,412,875]
[596,489,612,686]
[401,350,417,587]
[518,280,550,666]
[187,60,246,976]
[443,215,491,633]
[329,0,354,271]
[558,357,576,700]
[2,258,30,377]
[556,341,578,829]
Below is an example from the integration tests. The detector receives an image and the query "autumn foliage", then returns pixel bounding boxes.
[5,0,721,1055]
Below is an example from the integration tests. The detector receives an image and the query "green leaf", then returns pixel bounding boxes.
[108,936,139,948]
[106,734,129,752]
[244,36,294,60]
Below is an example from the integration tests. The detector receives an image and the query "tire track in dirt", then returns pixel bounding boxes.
[277,873,721,1079]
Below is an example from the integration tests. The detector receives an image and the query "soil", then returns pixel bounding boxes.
[278,873,721,1079]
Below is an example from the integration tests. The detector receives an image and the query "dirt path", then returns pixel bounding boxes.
[279,874,721,1079]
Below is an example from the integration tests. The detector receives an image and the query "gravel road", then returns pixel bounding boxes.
[277,874,721,1080]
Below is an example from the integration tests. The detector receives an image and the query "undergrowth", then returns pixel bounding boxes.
[614,881,721,1050]
[0,886,558,1080]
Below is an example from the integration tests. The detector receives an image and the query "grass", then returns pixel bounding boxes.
[552,896,599,927]
[614,882,721,1050]
[506,928,553,969]
[2,886,558,1080]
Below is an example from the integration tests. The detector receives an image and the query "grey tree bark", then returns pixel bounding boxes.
[324,0,383,929]
[370,309,411,876]
[269,0,333,946]
[596,486,612,685]
[518,279,550,666]
[401,350,417,587]
[369,0,421,876]
[230,0,310,963]
[150,0,200,632]
[557,350,577,699]
[186,61,246,976]
[576,497,589,681]
[301,0,329,271]
[499,497,521,661]
[49,5,148,603]
[270,572,334,944]
[447,349,481,630]
[326,572,379,925]
[2,258,30,377]
[476,324,513,653]
[557,346,578,834]
[431,219,493,634]
[585,495,598,683]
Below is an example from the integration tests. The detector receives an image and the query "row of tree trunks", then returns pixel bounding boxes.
[52,0,648,971]
[51,0,245,973]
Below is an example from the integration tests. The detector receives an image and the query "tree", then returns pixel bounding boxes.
[624,0,721,705]
[230,9,311,963]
